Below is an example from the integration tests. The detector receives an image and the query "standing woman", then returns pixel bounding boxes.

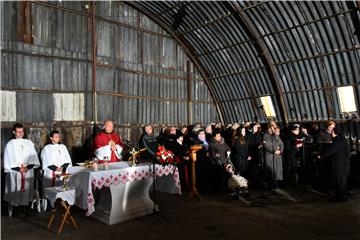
[231,126,251,176]
[247,123,263,187]
[41,130,72,189]
[168,132,190,192]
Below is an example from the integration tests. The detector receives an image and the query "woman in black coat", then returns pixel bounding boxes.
[209,131,231,192]
[324,131,351,202]
[167,133,190,192]
[231,126,251,177]
[246,123,263,186]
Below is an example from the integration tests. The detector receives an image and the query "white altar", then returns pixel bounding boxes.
[67,162,181,225]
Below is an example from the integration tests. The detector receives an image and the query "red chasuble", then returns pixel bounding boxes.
[94,131,124,163]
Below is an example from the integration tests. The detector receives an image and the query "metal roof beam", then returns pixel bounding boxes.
[275,45,360,65]
[261,8,357,38]
[209,66,266,80]
[227,1,288,124]
[179,11,233,36]
[198,38,253,57]
[156,2,184,17]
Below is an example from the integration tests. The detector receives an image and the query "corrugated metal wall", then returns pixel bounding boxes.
[2,1,360,152]
[135,1,360,127]
[0,1,218,159]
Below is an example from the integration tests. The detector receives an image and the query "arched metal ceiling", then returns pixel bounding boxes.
[127,1,360,124]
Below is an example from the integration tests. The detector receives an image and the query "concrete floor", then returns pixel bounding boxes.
[1,187,360,240]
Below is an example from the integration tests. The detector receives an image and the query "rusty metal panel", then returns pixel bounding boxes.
[140,13,161,33]
[160,37,176,68]
[32,3,54,47]
[53,59,90,92]
[16,92,53,122]
[53,93,85,121]
[97,21,113,58]
[95,66,117,93]
[1,2,16,41]
[125,27,140,63]
[1,53,53,90]
[53,7,89,53]
[1,90,16,121]
[122,2,139,26]
[142,32,160,66]
[96,94,115,122]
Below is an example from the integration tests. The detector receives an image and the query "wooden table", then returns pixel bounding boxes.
[44,186,78,234]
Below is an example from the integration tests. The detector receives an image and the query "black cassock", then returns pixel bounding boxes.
[324,135,351,200]
[167,140,190,192]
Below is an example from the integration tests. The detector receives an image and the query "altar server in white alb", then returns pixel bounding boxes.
[3,123,40,212]
[41,130,72,188]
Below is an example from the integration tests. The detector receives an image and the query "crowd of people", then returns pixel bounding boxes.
[139,120,351,203]
[2,119,352,217]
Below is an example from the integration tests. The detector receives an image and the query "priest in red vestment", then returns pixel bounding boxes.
[94,120,124,163]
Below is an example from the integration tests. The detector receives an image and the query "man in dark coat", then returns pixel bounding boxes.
[324,131,351,202]
[139,124,158,162]
[317,120,336,191]
[285,124,303,185]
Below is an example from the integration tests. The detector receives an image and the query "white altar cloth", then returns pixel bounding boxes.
[67,162,181,225]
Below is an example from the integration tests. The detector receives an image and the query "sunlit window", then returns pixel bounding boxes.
[260,96,276,118]
[337,86,357,113]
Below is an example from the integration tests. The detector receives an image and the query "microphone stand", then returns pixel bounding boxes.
[124,140,169,221]
[150,157,170,222]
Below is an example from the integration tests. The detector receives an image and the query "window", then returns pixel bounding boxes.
[260,96,276,118]
[337,86,357,113]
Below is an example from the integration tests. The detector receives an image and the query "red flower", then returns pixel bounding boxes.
[156,145,177,166]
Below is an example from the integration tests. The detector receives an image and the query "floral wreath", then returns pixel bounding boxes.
[155,145,179,165]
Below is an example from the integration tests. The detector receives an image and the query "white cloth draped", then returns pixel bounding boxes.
[94,145,122,160]
[44,187,76,207]
[3,139,40,206]
[41,144,73,188]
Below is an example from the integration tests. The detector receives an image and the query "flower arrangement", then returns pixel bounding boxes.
[155,145,179,165]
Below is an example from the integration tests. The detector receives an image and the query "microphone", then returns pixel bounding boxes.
[124,140,138,150]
